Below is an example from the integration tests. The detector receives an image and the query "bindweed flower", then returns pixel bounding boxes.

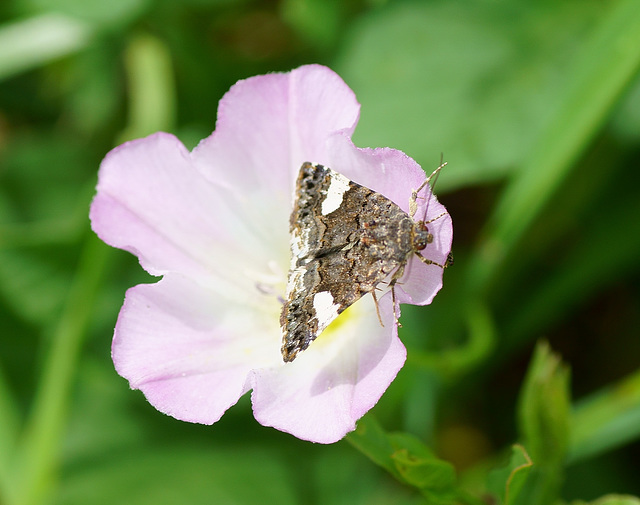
[90,64,452,443]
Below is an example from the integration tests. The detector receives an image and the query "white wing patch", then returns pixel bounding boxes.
[312,291,340,334]
[321,171,351,215]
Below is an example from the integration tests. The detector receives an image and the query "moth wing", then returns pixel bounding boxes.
[281,163,409,361]
[281,239,398,362]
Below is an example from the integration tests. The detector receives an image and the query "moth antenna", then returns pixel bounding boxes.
[409,157,447,220]
[421,156,447,222]
[426,152,445,186]
[423,211,448,226]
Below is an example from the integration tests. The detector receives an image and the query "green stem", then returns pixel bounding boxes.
[118,33,176,143]
[10,234,110,505]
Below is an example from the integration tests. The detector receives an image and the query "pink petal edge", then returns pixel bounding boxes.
[113,274,282,424]
[192,64,362,198]
[90,132,279,296]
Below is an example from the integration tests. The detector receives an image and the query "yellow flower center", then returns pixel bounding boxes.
[311,301,362,350]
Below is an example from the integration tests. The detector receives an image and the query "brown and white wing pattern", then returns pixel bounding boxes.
[280,162,421,362]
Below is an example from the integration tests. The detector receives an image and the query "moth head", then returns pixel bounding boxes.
[413,221,434,251]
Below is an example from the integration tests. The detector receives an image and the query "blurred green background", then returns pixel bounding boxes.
[1,0,639,504]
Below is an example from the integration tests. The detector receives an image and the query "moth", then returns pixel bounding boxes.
[280,162,448,362]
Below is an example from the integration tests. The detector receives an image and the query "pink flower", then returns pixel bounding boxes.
[90,64,452,443]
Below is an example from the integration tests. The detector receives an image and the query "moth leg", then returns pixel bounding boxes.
[390,286,402,328]
[415,251,445,269]
[388,264,407,327]
[409,161,447,218]
[423,211,448,225]
[371,289,385,327]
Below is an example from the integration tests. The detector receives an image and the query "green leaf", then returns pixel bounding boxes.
[487,445,533,505]
[516,342,571,505]
[313,445,421,505]
[466,0,640,294]
[569,369,640,463]
[347,416,457,502]
[518,343,571,466]
[389,433,456,491]
[346,414,405,480]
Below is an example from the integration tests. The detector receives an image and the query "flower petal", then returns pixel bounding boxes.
[93,64,452,443]
[250,296,405,443]
[326,136,428,215]
[113,273,282,424]
[90,132,285,299]
[192,64,361,199]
